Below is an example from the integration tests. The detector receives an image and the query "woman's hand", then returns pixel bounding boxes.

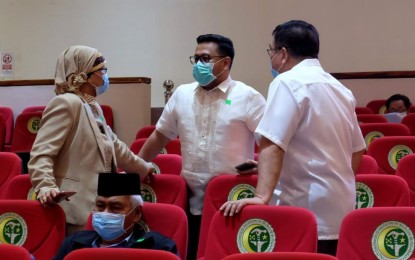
[38,190,59,208]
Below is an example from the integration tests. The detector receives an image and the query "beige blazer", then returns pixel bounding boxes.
[29,93,150,225]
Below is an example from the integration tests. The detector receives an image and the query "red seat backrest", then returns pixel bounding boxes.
[355,106,374,115]
[0,200,65,260]
[3,175,36,200]
[21,106,46,114]
[396,153,415,206]
[357,114,387,124]
[356,155,378,175]
[64,248,180,260]
[0,115,5,151]
[360,123,410,149]
[130,138,181,156]
[204,205,317,260]
[223,252,338,260]
[152,154,182,175]
[10,112,43,153]
[337,207,415,260]
[402,113,415,136]
[0,244,32,260]
[141,174,187,211]
[0,107,14,145]
[367,136,415,174]
[85,203,187,259]
[366,99,387,114]
[136,125,156,139]
[355,174,410,208]
[197,174,258,259]
[0,152,22,199]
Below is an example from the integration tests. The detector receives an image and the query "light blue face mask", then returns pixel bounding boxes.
[270,50,284,78]
[92,209,134,241]
[96,73,110,96]
[192,59,225,87]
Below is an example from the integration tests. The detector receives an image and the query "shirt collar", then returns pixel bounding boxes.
[195,76,233,93]
[291,58,321,71]
[92,232,134,248]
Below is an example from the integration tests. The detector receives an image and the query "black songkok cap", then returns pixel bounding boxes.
[97,173,141,197]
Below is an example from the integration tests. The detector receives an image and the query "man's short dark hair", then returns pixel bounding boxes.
[196,34,234,69]
[386,94,411,110]
[272,20,319,59]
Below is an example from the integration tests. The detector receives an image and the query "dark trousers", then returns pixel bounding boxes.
[186,213,202,260]
[317,239,338,256]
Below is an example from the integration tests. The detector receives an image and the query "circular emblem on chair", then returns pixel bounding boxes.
[137,220,150,232]
[355,182,374,209]
[141,184,157,203]
[0,213,28,246]
[237,218,275,253]
[228,184,255,201]
[388,145,412,170]
[371,221,414,260]
[151,162,161,174]
[27,188,37,200]
[379,105,387,114]
[27,117,41,134]
[364,131,384,148]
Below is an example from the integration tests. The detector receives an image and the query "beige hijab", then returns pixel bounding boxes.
[54,45,104,95]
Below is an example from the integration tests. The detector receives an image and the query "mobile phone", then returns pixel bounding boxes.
[235,162,257,172]
[53,191,77,203]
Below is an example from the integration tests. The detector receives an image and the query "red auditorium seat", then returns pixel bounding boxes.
[21,106,46,114]
[0,244,32,260]
[337,207,415,260]
[0,152,22,199]
[367,136,415,174]
[402,113,415,136]
[64,248,180,260]
[356,155,378,175]
[0,114,5,151]
[136,125,156,139]
[100,104,114,131]
[3,175,36,200]
[355,174,409,209]
[356,114,387,124]
[0,107,14,149]
[197,174,258,259]
[0,200,65,260]
[130,138,181,155]
[203,205,317,260]
[396,154,415,206]
[223,252,338,260]
[152,154,182,175]
[359,123,410,149]
[355,106,374,115]
[141,174,187,211]
[366,99,387,114]
[10,111,43,153]
[85,203,187,259]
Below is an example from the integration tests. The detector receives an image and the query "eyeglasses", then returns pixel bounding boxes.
[266,44,282,56]
[87,67,107,78]
[189,55,225,65]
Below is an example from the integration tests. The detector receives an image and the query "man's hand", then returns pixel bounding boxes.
[219,196,267,216]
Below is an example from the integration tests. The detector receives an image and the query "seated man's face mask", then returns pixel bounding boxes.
[92,208,136,241]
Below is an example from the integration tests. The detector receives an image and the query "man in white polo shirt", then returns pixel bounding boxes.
[138,34,265,260]
[221,20,366,256]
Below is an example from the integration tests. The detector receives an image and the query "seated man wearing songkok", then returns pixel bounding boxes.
[53,173,178,259]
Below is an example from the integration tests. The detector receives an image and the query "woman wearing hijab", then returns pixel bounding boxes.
[28,45,153,235]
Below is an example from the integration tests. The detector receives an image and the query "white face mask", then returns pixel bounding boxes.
[92,208,134,241]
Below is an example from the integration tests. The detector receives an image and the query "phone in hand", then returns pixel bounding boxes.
[53,191,76,203]
[235,162,257,173]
